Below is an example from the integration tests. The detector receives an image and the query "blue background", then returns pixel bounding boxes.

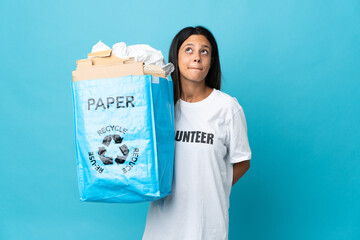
[1,0,359,239]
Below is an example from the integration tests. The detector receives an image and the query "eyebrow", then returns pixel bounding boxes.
[183,43,211,49]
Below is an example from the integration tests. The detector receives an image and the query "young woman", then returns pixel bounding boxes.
[142,26,252,240]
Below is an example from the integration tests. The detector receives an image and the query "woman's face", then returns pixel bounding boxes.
[178,34,212,84]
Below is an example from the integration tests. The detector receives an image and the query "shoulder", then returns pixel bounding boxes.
[213,89,243,115]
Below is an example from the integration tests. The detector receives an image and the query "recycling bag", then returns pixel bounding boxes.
[71,75,175,203]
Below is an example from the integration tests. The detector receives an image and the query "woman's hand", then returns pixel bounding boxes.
[232,160,250,186]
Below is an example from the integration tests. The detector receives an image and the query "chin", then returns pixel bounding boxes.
[180,73,206,83]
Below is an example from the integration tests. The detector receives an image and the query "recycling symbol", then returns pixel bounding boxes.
[98,134,129,165]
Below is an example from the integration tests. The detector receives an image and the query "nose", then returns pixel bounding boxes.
[193,52,200,63]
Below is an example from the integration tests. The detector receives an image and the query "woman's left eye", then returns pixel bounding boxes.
[201,49,208,54]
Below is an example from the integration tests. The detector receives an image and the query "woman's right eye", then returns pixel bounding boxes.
[185,48,192,53]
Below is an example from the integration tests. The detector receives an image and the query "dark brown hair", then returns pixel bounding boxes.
[169,26,222,104]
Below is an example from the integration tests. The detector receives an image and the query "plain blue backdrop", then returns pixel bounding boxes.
[1,0,359,239]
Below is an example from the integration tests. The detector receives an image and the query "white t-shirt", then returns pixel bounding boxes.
[142,88,252,240]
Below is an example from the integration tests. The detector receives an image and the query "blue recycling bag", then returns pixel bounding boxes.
[71,75,175,203]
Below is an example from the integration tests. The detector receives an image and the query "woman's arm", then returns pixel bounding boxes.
[232,160,250,186]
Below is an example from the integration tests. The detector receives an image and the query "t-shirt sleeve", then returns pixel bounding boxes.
[226,103,252,164]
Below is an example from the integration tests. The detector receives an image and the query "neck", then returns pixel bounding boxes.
[180,79,213,103]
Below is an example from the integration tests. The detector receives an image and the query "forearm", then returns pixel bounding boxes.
[232,160,250,186]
